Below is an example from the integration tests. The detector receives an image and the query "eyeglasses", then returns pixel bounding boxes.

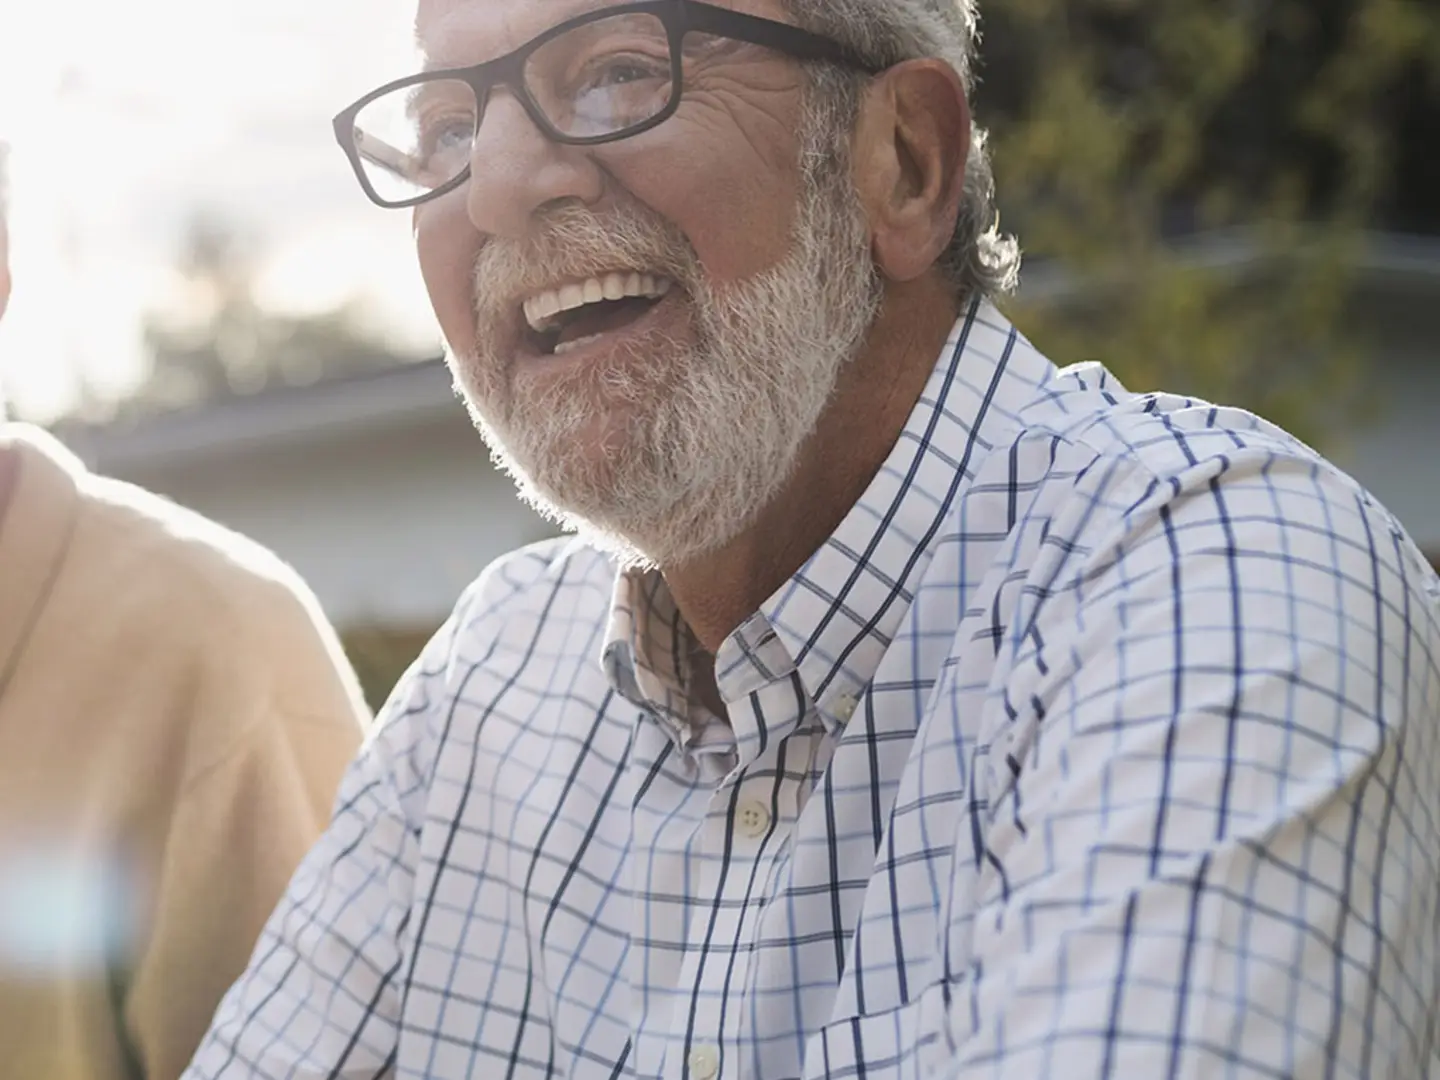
[332,0,883,209]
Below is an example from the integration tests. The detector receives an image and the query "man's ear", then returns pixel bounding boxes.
[851,58,970,283]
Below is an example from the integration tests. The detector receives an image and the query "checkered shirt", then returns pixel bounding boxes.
[185,301,1440,1079]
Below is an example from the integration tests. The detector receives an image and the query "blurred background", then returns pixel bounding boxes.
[0,0,1436,707]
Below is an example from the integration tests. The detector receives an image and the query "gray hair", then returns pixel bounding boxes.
[784,0,1020,302]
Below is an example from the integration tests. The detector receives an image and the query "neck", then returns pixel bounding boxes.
[663,279,959,652]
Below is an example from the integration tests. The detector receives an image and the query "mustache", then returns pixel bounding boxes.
[471,200,702,320]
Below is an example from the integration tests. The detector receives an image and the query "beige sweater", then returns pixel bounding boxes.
[0,425,369,1079]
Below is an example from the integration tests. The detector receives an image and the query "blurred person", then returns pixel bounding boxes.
[190,2,1439,1078]
[0,141,371,1079]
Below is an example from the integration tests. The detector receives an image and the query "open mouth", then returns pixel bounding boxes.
[521,272,673,356]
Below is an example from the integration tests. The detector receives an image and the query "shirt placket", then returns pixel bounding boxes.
[665,672,817,1080]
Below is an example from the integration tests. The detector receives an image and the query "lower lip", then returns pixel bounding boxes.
[517,291,681,375]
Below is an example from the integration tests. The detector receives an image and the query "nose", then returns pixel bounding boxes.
[464,89,603,238]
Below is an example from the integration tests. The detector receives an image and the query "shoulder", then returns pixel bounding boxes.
[77,473,333,641]
[412,535,616,700]
[985,365,1439,660]
[998,365,1408,543]
[369,534,614,702]
[71,472,369,736]
[953,363,1437,628]
[357,536,617,813]
[456,534,616,629]
[1015,362,1320,477]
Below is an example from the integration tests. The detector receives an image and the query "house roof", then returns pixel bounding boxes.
[57,355,460,472]
[1018,229,1440,301]
[54,230,1440,472]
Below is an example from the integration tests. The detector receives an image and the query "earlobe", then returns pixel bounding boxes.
[862,60,971,284]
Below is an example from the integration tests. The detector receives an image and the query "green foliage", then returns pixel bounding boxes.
[977,0,1440,446]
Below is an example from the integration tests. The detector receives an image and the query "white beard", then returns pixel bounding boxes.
[450,128,880,569]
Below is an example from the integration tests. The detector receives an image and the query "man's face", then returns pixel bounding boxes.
[413,0,881,565]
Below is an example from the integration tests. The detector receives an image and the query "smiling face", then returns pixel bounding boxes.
[413,0,882,566]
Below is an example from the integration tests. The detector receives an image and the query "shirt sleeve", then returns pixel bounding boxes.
[179,653,439,1079]
[936,449,1439,1078]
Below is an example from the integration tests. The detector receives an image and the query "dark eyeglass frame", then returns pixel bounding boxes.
[332,0,885,209]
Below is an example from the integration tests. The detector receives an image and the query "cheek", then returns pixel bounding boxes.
[609,121,804,283]
[415,199,482,352]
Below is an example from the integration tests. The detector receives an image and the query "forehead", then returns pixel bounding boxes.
[414,0,598,67]
[413,0,781,68]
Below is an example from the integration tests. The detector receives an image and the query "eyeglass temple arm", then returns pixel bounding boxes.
[354,129,428,183]
[677,0,883,73]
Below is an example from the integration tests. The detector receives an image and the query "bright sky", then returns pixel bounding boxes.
[0,0,442,420]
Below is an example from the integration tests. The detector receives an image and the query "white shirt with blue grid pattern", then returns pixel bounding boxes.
[186,302,1440,1079]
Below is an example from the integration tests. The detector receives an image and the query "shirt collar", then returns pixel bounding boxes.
[753,301,1057,730]
[603,300,1059,740]
[603,569,695,748]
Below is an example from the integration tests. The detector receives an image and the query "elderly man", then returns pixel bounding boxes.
[0,143,371,1079]
[188,1,1440,1077]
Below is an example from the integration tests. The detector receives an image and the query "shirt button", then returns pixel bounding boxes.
[833,693,858,724]
[736,799,771,839]
[688,1044,719,1079]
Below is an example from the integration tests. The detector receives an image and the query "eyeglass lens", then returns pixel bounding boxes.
[352,12,677,205]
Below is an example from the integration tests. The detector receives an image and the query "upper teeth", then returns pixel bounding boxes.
[523,273,672,333]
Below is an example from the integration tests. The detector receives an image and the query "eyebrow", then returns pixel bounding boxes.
[402,79,470,122]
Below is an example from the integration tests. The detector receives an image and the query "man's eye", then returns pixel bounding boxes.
[587,53,667,89]
[419,117,474,157]
[601,62,655,85]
